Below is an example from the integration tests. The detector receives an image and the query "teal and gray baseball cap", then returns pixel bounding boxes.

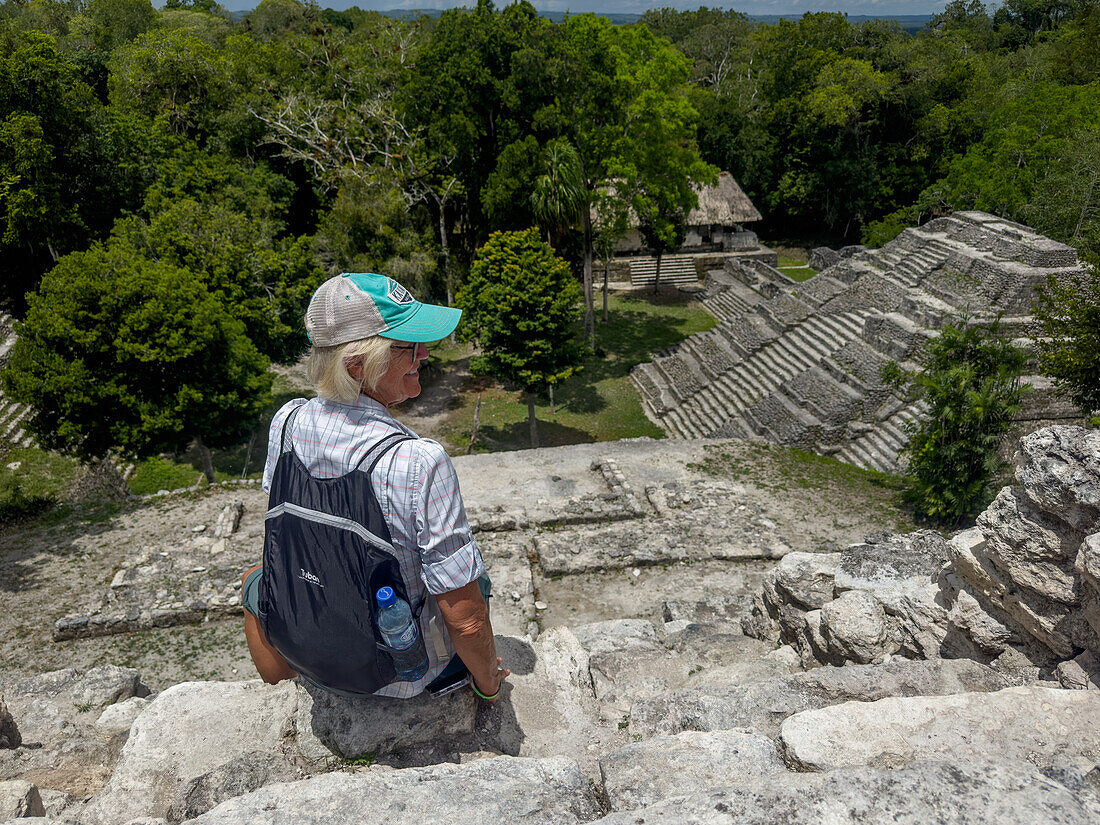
[305,273,462,347]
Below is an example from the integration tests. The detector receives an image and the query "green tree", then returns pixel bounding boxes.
[888,319,1030,523]
[531,138,585,249]
[457,228,587,447]
[1033,267,1100,415]
[2,244,273,482]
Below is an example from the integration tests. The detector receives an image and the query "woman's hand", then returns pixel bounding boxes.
[472,657,510,702]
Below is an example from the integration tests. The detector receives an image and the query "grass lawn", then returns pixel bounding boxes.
[431,289,717,453]
[776,255,819,283]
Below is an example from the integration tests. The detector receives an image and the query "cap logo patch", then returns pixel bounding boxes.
[388,280,414,305]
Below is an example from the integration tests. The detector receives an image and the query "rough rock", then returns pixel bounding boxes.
[95,697,150,732]
[833,530,949,593]
[629,657,1011,739]
[1015,426,1100,532]
[481,629,608,774]
[599,730,786,812]
[780,685,1100,771]
[297,678,477,761]
[181,756,599,825]
[0,780,44,819]
[768,552,840,610]
[1056,651,1100,690]
[819,591,886,664]
[165,751,303,824]
[0,667,151,798]
[809,246,840,271]
[78,680,304,825]
[0,698,17,749]
[588,760,1100,824]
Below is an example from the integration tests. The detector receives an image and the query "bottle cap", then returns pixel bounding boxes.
[376,586,396,608]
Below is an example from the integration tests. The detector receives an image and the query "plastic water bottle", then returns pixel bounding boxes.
[375,587,428,681]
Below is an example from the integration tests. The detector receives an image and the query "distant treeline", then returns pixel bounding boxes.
[1,0,1098,323]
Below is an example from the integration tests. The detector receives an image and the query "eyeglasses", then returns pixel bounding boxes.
[390,343,422,358]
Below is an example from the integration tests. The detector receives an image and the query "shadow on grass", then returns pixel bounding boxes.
[475,418,594,451]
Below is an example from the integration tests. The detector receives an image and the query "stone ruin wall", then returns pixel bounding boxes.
[748,425,1100,689]
[632,211,1088,473]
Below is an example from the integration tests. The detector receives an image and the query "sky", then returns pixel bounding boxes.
[332,1,949,16]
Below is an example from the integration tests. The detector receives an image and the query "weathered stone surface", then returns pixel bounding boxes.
[809,246,840,271]
[834,531,948,593]
[165,751,304,824]
[0,698,17,749]
[478,535,537,637]
[662,594,755,627]
[780,686,1100,771]
[95,697,150,732]
[299,677,477,760]
[820,591,886,664]
[182,757,599,825]
[588,760,1100,825]
[0,780,44,819]
[1015,426,1100,531]
[79,680,302,825]
[599,730,785,812]
[1056,652,1100,690]
[769,552,841,610]
[629,657,1011,739]
[977,486,1083,604]
[0,667,152,798]
[1078,532,1100,592]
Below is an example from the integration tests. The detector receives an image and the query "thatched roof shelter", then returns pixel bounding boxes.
[687,171,762,225]
[592,171,761,228]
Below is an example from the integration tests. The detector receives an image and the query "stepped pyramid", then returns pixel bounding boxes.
[0,310,33,452]
[631,211,1085,472]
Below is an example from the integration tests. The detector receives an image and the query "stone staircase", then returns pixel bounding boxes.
[628,254,699,287]
[0,311,33,452]
[631,212,1088,473]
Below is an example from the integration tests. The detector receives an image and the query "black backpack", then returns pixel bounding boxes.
[259,405,426,696]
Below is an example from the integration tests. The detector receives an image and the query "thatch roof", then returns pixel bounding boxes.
[591,171,762,228]
[687,172,762,225]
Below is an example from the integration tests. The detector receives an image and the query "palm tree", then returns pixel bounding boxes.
[531,139,586,251]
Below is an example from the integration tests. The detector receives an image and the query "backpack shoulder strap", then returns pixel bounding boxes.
[353,431,417,475]
[279,403,306,455]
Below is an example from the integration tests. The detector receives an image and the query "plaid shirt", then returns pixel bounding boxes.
[262,395,485,698]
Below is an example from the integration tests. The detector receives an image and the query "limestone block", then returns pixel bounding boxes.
[834,530,948,593]
[95,697,149,733]
[770,552,841,610]
[0,698,18,749]
[588,760,1100,825]
[295,679,476,761]
[949,526,1078,658]
[1056,652,1100,691]
[1015,426,1100,531]
[977,486,1082,605]
[1077,532,1100,593]
[779,686,1100,771]
[943,571,1017,654]
[820,591,887,664]
[598,730,786,812]
[0,780,44,819]
[182,756,598,825]
[165,751,304,824]
[629,657,1010,739]
[572,620,687,721]
[478,535,536,637]
[79,680,301,825]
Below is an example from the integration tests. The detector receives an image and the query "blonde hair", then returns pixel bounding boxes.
[306,336,395,403]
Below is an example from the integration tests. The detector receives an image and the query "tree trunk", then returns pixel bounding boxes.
[195,436,215,484]
[652,253,662,294]
[549,384,555,416]
[527,393,539,448]
[602,258,610,323]
[582,205,595,342]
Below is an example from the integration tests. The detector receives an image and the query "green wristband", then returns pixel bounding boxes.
[471,682,499,701]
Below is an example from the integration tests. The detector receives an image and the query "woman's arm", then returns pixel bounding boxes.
[435,580,510,700]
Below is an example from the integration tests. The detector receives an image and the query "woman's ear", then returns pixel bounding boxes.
[346,358,364,382]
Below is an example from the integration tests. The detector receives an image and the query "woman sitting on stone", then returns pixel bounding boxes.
[241,272,508,702]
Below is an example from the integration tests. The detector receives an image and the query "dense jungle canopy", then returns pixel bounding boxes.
[1,0,1098,462]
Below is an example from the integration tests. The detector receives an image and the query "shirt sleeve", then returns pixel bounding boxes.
[408,438,485,594]
[261,398,307,493]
